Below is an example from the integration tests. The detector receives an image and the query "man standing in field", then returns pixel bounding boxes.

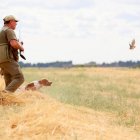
[0,15,24,92]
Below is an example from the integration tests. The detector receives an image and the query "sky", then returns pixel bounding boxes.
[0,0,140,64]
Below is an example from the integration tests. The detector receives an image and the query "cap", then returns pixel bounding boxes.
[3,15,19,22]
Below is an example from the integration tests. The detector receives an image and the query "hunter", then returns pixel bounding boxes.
[0,15,24,92]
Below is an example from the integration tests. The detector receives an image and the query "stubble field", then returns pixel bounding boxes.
[0,67,140,140]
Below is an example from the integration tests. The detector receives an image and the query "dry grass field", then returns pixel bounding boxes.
[0,67,140,140]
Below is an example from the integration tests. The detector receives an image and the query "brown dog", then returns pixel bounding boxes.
[17,78,52,92]
[25,79,52,91]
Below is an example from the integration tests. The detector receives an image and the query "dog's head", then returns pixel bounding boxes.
[38,79,52,86]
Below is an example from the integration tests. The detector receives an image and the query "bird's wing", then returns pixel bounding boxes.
[131,39,135,46]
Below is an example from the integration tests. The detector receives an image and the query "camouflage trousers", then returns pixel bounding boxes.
[0,60,24,92]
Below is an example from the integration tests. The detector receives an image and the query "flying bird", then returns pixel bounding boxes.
[129,39,136,50]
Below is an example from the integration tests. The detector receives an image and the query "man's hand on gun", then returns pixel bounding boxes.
[18,41,26,60]
[18,41,24,51]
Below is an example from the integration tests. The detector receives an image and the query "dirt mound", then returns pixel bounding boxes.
[0,91,74,139]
